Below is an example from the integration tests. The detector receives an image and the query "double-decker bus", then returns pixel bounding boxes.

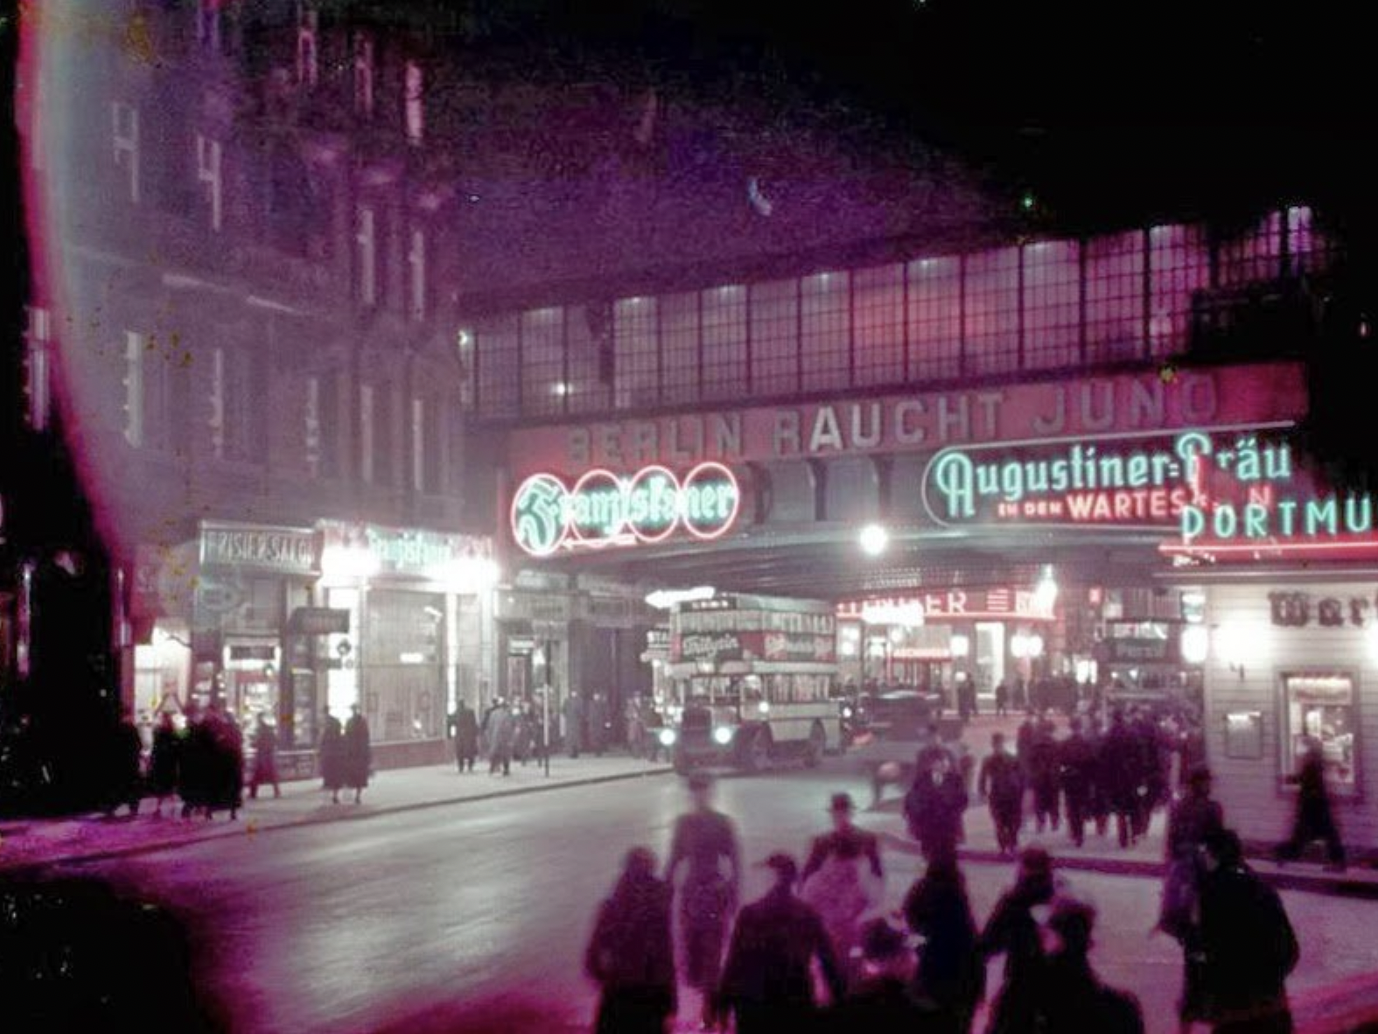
[659,593,843,772]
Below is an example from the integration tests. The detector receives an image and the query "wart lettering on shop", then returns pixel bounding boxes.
[1268,590,1378,628]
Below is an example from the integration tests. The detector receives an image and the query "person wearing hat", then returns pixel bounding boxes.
[585,846,677,1034]
[1161,765,1225,1033]
[666,774,741,1030]
[979,847,1058,1034]
[904,748,970,866]
[716,852,845,1034]
[827,918,939,1031]
[800,792,884,979]
[1033,898,1145,1034]
[904,857,985,1034]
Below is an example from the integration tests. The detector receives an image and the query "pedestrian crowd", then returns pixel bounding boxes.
[587,726,1316,1034]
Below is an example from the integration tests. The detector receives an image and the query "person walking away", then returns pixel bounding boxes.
[148,712,180,817]
[588,692,609,756]
[584,846,677,1034]
[995,681,1010,718]
[626,696,647,761]
[979,847,1058,1034]
[1102,710,1142,848]
[828,918,938,1031]
[904,857,985,1034]
[1199,829,1299,1034]
[319,706,346,804]
[980,733,1025,858]
[449,700,479,773]
[1276,737,1346,871]
[905,750,969,866]
[715,852,846,1034]
[1160,765,1225,1034]
[1086,716,1110,839]
[178,703,211,819]
[564,691,585,758]
[511,701,533,765]
[1130,710,1160,841]
[800,792,885,979]
[1034,898,1145,1034]
[104,709,144,818]
[249,712,281,799]
[1059,719,1097,848]
[666,773,741,1030]
[202,702,244,820]
[485,698,516,776]
[1029,714,1061,834]
[343,704,371,803]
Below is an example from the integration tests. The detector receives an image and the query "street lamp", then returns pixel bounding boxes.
[859,524,889,557]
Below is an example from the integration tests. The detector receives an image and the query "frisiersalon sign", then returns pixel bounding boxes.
[511,462,741,557]
[199,522,318,574]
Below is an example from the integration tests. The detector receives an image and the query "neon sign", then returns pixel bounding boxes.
[510,462,741,557]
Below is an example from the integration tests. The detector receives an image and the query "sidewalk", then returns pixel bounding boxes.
[866,778,1378,899]
[0,754,673,874]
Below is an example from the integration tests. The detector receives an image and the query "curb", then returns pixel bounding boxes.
[876,831,1378,900]
[0,765,675,876]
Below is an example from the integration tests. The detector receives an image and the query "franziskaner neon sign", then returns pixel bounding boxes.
[510,462,741,557]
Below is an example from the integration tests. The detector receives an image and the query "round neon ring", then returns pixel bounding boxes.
[627,465,682,545]
[681,461,741,541]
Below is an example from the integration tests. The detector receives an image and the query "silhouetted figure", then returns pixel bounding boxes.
[588,692,609,756]
[584,847,677,1034]
[1034,899,1145,1034]
[249,713,281,799]
[980,847,1057,1034]
[449,700,479,773]
[202,702,243,820]
[343,704,370,803]
[103,710,143,818]
[904,857,985,1034]
[995,681,1010,718]
[564,691,585,758]
[1028,715,1061,834]
[979,733,1024,858]
[319,707,345,804]
[148,713,179,817]
[905,750,969,865]
[667,774,741,1029]
[1102,711,1142,849]
[716,852,845,1033]
[178,704,211,819]
[1276,738,1346,871]
[1161,765,1225,1033]
[1200,829,1299,1034]
[829,918,938,1031]
[485,698,516,776]
[801,792,884,975]
[1059,719,1097,848]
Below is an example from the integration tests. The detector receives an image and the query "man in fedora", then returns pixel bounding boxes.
[716,852,845,1033]
[830,917,941,1030]
[800,792,884,979]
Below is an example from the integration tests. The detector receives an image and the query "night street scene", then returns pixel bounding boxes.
[7,0,1378,1032]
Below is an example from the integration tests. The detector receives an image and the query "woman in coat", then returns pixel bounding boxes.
[904,857,986,1034]
[343,704,371,803]
[149,712,180,817]
[319,707,346,804]
[585,846,676,1034]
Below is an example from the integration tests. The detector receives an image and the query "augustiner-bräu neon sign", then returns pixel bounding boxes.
[510,462,741,557]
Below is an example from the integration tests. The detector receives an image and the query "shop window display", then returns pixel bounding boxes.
[1281,672,1357,795]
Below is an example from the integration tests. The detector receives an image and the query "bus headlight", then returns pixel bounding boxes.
[658,728,677,747]
[713,726,734,746]
[842,706,854,718]
[757,700,770,715]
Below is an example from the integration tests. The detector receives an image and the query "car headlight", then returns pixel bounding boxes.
[842,706,853,718]
[658,728,677,747]
[757,700,770,715]
[713,726,734,746]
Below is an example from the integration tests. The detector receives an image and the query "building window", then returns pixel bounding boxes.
[319,370,340,478]
[614,297,658,410]
[963,246,1020,377]
[305,375,322,478]
[1281,672,1357,797]
[410,397,444,494]
[372,383,393,486]
[142,337,189,454]
[195,132,223,232]
[23,306,51,431]
[907,257,961,381]
[1023,240,1080,371]
[660,292,699,405]
[404,61,425,145]
[296,6,318,87]
[853,264,904,388]
[123,331,144,446]
[356,206,377,307]
[196,0,222,52]
[1086,231,1145,364]
[475,315,519,419]
[1219,210,1283,288]
[354,33,375,116]
[112,101,140,204]
[750,279,798,397]
[408,227,427,322]
[701,285,747,402]
[359,384,374,483]
[800,272,849,392]
[1149,223,1209,358]
[223,349,263,463]
[411,397,425,493]
[521,307,566,417]
[565,305,613,416]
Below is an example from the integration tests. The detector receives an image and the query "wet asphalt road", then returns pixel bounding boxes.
[52,760,1378,1034]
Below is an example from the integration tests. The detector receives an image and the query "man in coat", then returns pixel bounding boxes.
[1276,737,1346,871]
[249,712,281,799]
[1028,714,1061,834]
[1034,899,1145,1034]
[979,732,1025,857]
[667,774,741,1030]
[1058,719,1098,848]
[449,699,480,773]
[103,709,144,818]
[319,706,346,804]
[715,852,846,1034]
[829,918,940,1031]
[485,698,516,776]
[343,704,371,803]
[563,691,585,758]
[1199,829,1299,1034]
[588,692,609,756]
[905,749,969,865]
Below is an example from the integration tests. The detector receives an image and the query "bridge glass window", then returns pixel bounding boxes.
[800,272,850,392]
[963,246,1020,377]
[1086,230,1145,364]
[1023,240,1080,370]
[750,279,799,396]
[701,285,747,402]
[853,263,905,387]
[907,256,962,380]
[660,292,700,405]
